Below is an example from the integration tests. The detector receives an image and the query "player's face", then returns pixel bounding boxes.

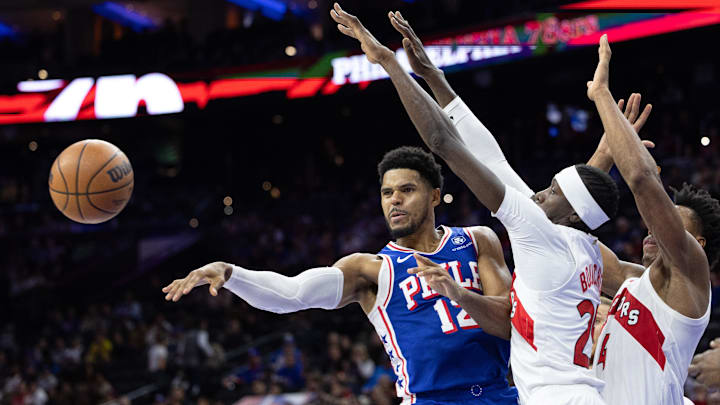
[642,205,705,266]
[380,169,437,239]
[532,178,575,225]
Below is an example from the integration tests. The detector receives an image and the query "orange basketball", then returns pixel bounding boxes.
[49,139,134,224]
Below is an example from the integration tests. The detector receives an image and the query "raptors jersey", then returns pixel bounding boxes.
[593,270,710,404]
[367,226,513,403]
[509,226,605,403]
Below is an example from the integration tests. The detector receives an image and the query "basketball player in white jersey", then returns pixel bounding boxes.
[330,4,621,404]
[585,35,717,404]
[385,12,713,404]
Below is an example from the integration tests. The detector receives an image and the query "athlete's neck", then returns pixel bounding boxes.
[395,221,444,253]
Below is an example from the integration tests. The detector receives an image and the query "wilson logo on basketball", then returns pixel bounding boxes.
[107,161,133,183]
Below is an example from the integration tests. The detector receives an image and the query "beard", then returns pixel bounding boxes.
[386,210,428,240]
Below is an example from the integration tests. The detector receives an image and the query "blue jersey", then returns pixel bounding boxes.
[367,226,513,403]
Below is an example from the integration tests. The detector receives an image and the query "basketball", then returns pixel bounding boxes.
[48,139,134,224]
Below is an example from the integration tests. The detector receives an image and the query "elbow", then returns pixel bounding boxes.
[626,168,659,191]
[427,127,458,159]
[427,128,448,154]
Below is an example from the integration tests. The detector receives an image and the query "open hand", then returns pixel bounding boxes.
[689,338,720,388]
[408,253,464,302]
[596,92,654,156]
[587,34,611,101]
[388,11,440,78]
[162,261,230,301]
[330,3,394,65]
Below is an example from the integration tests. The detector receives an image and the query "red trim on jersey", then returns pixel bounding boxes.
[378,307,413,399]
[463,227,479,255]
[387,226,452,253]
[510,274,537,350]
[608,288,667,370]
[383,255,394,308]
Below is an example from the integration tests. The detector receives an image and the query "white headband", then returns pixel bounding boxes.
[555,166,610,230]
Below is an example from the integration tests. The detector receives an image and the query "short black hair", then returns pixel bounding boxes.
[378,146,443,190]
[673,183,720,268]
[575,164,619,231]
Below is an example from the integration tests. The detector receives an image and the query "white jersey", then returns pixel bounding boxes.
[495,187,605,404]
[593,269,710,405]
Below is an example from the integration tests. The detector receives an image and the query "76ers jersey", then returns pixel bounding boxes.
[593,270,710,404]
[367,226,512,403]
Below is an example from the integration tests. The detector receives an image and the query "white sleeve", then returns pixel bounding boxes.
[223,266,344,314]
[493,186,575,290]
[444,97,535,198]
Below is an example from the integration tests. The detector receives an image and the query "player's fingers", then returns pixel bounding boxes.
[209,278,223,297]
[161,279,178,293]
[692,352,706,365]
[396,11,408,25]
[628,93,640,123]
[418,267,444,277]
[413,253,438,266]
[330,9,344,25]
[587,81,593,89]
[633,104,652,132]
[337,24,357,39]
[390,16,410,36]
[711,338,720,348]
[622,94,633,119]
[617,99,624,111]
[641,140,655,149]
[334,3,359,27]
[182,272,200,294]
[389,15,408,37]
[689,363,700,376]
[407,266,420,274]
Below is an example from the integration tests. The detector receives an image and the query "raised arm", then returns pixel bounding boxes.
[331,3,505,211]
[331,4,575,289]
[161,253,380,313]
[587,35,708,284]
[389,11,534,197]
[587,93,653,172]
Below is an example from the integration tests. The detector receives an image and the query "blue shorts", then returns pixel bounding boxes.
[410,383,518,405]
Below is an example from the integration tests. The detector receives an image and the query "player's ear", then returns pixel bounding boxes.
[431,188,441,207]
[697,235,707,248]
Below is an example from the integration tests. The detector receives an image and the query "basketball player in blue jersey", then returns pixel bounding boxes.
[163,144,519,404]
[329,4,624,404]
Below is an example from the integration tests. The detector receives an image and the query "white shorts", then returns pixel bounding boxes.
[525,384,605,405]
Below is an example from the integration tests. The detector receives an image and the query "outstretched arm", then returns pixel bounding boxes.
[331,4,573,290]
[161,253,379,312]
[587,35,708,285]
[331,3,506,211]
[389,11,534,197]
[587,93,654,172]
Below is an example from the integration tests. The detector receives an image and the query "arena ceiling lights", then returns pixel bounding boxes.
[1,0,718,125]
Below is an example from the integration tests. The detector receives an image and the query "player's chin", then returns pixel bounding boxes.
[389,224,415,239]
[642,247,658,264]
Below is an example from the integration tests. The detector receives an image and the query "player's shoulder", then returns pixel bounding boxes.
[334,253,383,271]
[464,225,502,249]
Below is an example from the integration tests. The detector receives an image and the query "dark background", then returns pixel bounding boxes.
[0,1,719,404]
